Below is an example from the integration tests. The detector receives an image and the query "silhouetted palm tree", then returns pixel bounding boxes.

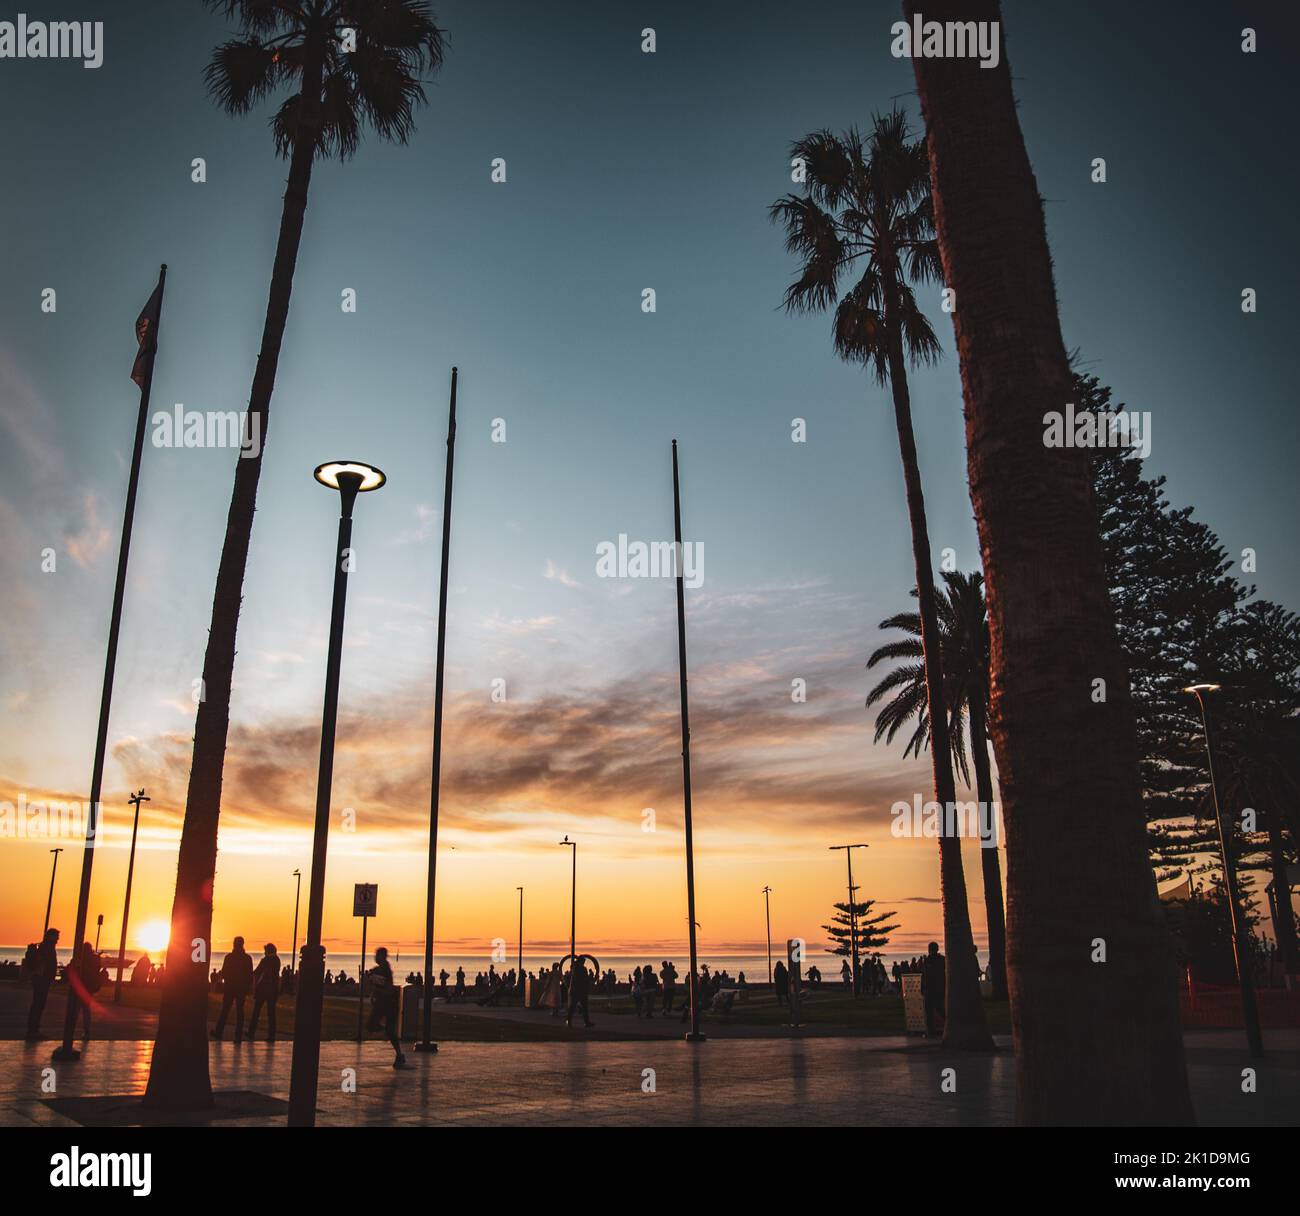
[144,0,444,1112]
[903,0,1192,1121]
[772,111,990,1049]
[866,570,1007,998]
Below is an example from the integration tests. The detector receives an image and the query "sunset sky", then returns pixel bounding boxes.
[1,2,1295,961]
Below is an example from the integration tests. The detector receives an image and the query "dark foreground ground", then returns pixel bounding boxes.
[2,1027,1294,1127]
[2,980,1008,1041]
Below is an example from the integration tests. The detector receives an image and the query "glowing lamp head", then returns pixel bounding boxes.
[313,461,386,493]
[1182,683,1221,695]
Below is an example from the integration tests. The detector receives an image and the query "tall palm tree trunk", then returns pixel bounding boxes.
[968,696,1008,999]
[884,284,991,1050]
[144,53,323,1112]
[903,0,1192,1122]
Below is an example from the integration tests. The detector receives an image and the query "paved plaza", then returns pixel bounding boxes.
[3,1030,1294,1126]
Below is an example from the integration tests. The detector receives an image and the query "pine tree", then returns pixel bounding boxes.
[822,899,898,959]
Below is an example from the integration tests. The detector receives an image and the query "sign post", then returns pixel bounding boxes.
[353,883,378,1043]
[787,938,803,1028]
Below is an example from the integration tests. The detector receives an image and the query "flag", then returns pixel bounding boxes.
[130,277,164,387]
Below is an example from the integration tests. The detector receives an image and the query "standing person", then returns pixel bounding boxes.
[454,965,466,1000]
[439,967,450,997]
[920,941,947,1038]
[248,943,281,1042]
[211,936,254,1043]
[367,946,406,1068]
[840,959,853,989]
[660,959,677,1014]
[71,941,101,1039]
[565,958,594,1029]
[773,959,789,1008]
[25,928,60,1040]
[640,963,658,1018]
[631,965,645,1017]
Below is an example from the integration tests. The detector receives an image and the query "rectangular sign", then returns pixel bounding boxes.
[353,882,378,918]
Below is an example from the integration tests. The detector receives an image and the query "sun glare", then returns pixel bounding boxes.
[137,920,170,955]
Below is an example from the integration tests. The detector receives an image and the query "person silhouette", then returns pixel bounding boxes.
[248,943,281,1042]
[773,959,789,1007]
[920,941,946,1037]
[25,928,60,1039]
[367,946,406,1068]
[565,957,594,1028]
[211,936,254,1043]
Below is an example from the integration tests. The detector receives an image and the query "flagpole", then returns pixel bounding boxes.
[672,440,705,1043]
[418,366,458,1052]
[54,264,167,1062]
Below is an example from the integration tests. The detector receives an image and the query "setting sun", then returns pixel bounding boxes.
[137,920,170,955]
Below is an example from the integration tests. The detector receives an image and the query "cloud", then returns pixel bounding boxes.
[543,559,580,589]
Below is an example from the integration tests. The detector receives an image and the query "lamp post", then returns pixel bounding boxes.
[113,789,149,1003]
[671,441,705,1043]
[762,886,773,985]
[43,848,63,936]
[830,843,869,997]
[1183,683,1264,1057]
[94,915,103,953]
[287,460,386,1127]
[516,886,524,988]
[419,368,459,1055]
[559,837,576,963]
[290,868,301,980]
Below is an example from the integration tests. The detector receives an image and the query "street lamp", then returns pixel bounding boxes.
[830,843,869,997]
[1183,682,1264,1057]
[517,886,524,989]
[287,460,386,1128]
[558,837,576,963]
[44,848,63,936]
[113,789,150,1003]
[291,868,302,980]
[762,886,773,984]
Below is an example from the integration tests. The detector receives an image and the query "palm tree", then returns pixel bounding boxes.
[866,570,1008,998]
[772,111,991,1049]
[144,0,444,1112]
[902,0,1192,1122]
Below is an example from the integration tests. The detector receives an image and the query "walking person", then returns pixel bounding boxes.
[248,943,281,1042]
[211,936,254,1043]
[367,946,406,1068]
[920,941,946,1038]
[565,957,594,1028]
[773,958,789,1007]
[70,940,101,1039]
[660,959,677,1014]
[25,928,59,1040]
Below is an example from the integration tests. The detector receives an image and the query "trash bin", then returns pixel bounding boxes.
[400,984,423,1041]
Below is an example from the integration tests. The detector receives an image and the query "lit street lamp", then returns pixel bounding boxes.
[517,886,524,987]
[288,460,386,1127]
[113,789,150,1003]
[1183,683,1263,1057]
[559,836,577,963]
[44,848,63,936]
[762,886,773,985]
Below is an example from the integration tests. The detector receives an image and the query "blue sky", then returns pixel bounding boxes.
[0,1,1295,954]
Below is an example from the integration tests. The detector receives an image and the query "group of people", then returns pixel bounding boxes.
[628,961,677,1016]
[20,927,155,1041]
